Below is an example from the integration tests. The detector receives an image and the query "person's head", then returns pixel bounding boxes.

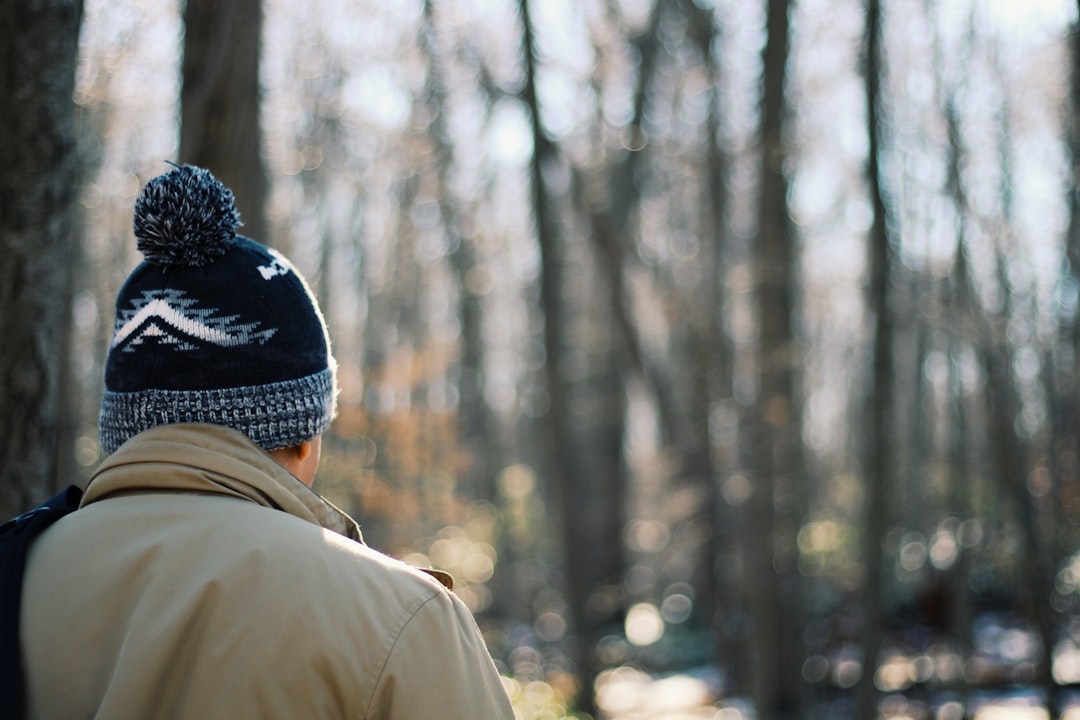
[98,164,337,481]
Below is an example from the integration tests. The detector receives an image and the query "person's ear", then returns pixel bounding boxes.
[277,440,313,463]
[268,439,319,486]
[294,440,313,463]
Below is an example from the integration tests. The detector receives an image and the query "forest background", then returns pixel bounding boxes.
[3,0,1080,718]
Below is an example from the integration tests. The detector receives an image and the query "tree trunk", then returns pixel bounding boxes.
[1056,1,1080,636]
[946,316,975,716]
[0,0,84,519]
[979,340,1059,715]
[988,51,1059,716]
[750,0,804,716]
[180,0,269,245]
[856,0,894,716]
[418,0,494,503]
[417,0,515,620]
[679,0,742,688]
[518,0,597,713]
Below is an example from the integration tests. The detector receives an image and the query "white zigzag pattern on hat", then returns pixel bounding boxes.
[111,289,278,351]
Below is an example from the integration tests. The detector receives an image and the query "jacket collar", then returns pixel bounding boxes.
[86,423,363,544]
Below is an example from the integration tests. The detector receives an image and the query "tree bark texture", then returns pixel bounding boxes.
[0,0,84,519]
[180,0,269,245]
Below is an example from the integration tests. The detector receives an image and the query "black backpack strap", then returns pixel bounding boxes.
[0,485,83,718]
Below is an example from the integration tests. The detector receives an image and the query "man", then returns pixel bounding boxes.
[20,165,515,719]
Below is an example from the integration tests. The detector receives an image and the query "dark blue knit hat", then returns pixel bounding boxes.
[99,164,337,454]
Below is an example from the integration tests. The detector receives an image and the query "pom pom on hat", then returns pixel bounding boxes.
[133,164,242,267]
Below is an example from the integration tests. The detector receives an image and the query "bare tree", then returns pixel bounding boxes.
[180,0,268,244]
[932,6,979,710]
[856,0,895,716]
[1054,0,1080,615]
[418,0,498,504]
[945,301,975,714]
[749,0,805,716]
[984,70,1059,714]
[0,0,84,519]
[678,0,742,682]
[518,0,598,712]
[938,19,1060,711]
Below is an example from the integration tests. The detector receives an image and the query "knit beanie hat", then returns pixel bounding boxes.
[99,164,337,454]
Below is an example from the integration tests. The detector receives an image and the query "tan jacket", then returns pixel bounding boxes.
[21,424,514,719]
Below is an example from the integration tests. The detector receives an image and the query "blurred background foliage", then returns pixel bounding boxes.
[5,0,1080,718]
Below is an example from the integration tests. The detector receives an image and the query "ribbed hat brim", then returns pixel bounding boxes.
[99,368,336,454]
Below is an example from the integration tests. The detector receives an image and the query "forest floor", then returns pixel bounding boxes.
[593,610,1080,719]
[596,667,1080,720]
[595,665,727,719]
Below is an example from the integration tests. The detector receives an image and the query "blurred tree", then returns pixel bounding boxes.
[1056,0,1080,598]
[748,0,805,716]
[676,0,743,683]
[0,0,84,519]
[418,0,498,505]
[945,313,976,712]
[518,0,599,711]
[570,0,664,631]
[415,0,520,624]
[984,76,1058,713]
[1068,0,1080,363]
[938,19,1059,707]
[856,0,895,716]
[180,0,268,244]
[935,11,978,706]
